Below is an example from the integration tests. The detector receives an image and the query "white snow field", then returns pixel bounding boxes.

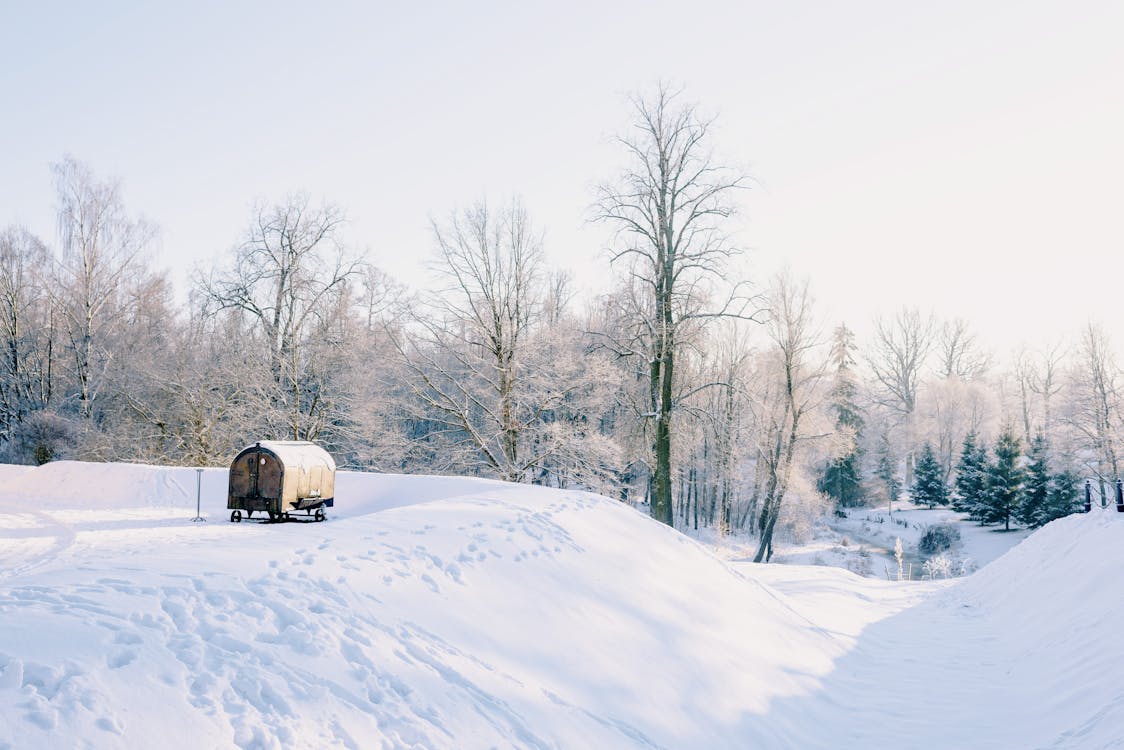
[1,462,1122,749]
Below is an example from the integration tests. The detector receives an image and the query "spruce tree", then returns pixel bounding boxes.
[1040,470,1082,525]
[818,324,865,509]
[981,428,1024,531]
[1017,433,1051,527]
[953,432,988,516]
[875,435,901,513]
[912,442,949,508]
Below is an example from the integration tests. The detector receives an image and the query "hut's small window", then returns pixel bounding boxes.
[259,458,266,465]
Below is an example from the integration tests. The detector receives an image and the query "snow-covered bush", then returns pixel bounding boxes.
[4,410,78,465]
[922,553,955,579]
[918,523,961,556]
[776,474,832,545]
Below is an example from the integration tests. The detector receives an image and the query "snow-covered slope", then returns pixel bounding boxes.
[0,461,1122,749]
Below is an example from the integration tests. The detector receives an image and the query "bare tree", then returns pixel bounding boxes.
[0,226,55,438]
[1030,341,1067,437]
[867,307,934,485]
[197,194,362,440]
[594,84,754,526]
[918,376,994,483]
[868,308,935,414]
[751,275,825,562]
[395,200,615,484]
[936,318,992,380]
[1065,324,1121,500]
[51,156,155,420]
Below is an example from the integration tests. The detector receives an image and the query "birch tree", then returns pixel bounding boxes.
[51,156,155,421]
[0,226,55,440]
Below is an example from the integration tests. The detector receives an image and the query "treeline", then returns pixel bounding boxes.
[0,89,1110,556]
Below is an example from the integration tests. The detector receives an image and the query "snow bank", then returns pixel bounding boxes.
[756,509,1124,748]
[1,460,1122,749]
[0,461,842,749]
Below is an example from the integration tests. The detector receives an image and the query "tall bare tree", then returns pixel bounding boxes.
[0,226,55,438]
[1065,324,1121,501]
[395,200,615,484]
[197,194,362,440]
[751,275,824,562]
[936,318,992,380]
[52,156,155,420]
[868,308,934,415]
[867,307,934,485]
[594,84,753,526]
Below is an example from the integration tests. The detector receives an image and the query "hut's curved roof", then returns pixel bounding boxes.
[234,441,336,470]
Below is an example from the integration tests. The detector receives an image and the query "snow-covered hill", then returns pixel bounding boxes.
[0,461,1121,749]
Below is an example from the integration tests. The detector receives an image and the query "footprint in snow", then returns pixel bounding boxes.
[96,716,124,734]
[107,650,136,669]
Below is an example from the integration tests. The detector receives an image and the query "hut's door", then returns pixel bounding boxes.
[257,453,283,503]
[246,453,259,496]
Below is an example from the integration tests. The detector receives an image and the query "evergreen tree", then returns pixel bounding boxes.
[911,442,949,508]
[1017,433,1050,527]
[875,435,901,513]
[953,432,988,515]
[1040,470,1082,526]
[818,324,865,509]
[981,428,1024,531]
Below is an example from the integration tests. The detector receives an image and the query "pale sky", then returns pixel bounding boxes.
[2,1,1122,356]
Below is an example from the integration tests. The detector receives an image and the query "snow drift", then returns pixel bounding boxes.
[0,461,1122,749]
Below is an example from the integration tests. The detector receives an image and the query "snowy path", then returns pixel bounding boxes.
[1,461,1123,748]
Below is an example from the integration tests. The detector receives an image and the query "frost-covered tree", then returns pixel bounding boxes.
[981,428,1024,531]
[868,308,934,416]
[0,225,56,443]
[197,194,363,442]
[751,275,825,562]
[953,432,988,514]
[1041,470,1082,526]
[867,307,935,486]
[594,84,754,526]
[911,443,949,509]
[51,156,156,422]
[1017,433,1081,529]
[1017,433,1051,527]
[935,318,991,381]
[873,432,902,513]
[396,200,617,486]
[1063,324,1121,503]
[818,323,864,509]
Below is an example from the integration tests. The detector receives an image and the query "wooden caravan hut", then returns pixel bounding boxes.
[228,441,335,522]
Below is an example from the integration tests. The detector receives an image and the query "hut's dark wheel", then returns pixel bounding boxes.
[314,508,325,522]
[231,510,242,523]
[267,510,278,522]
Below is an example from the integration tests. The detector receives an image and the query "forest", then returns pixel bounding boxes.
[0,89,1110,559]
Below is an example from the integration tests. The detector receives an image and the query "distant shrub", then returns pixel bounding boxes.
[922,553,955,579]
[5,411,78,465]
[847,546,873,577]
[918,523,961,556]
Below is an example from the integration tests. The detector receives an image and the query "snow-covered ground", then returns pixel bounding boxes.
[1,461,1122,748]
